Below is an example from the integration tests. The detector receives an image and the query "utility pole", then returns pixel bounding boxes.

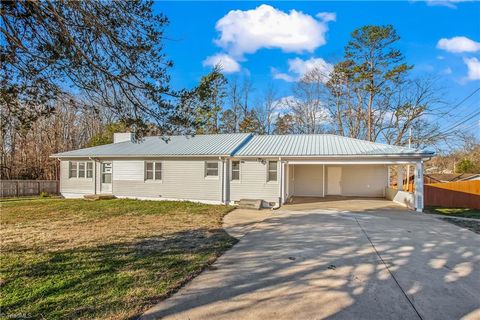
[406,128,412,191]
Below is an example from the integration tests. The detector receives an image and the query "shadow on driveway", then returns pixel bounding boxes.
[141,207,480,320]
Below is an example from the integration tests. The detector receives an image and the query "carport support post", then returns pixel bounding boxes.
[397,165,404,191]
[415,161,424,212]
[280,160,286,205]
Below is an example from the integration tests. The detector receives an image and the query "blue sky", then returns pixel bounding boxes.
[155,1,480,139]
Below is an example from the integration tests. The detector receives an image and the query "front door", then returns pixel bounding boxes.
[327,167,342,195]
[101,162,112,193]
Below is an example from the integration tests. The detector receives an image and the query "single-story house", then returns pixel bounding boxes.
[51,133,434,211]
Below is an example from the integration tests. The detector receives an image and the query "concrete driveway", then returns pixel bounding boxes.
[142,200,480,320]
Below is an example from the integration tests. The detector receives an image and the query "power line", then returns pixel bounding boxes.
[440,109,480,135]
[449,87,480,112]
[432,88,480,137]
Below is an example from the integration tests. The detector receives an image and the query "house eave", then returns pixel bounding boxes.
[50,154,233,159]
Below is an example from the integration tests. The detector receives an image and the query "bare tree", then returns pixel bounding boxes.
[1,0,181,134]
[379,77,447,148]
[1,94,110,179]
[255,85,278,134]
[288,68,331,134]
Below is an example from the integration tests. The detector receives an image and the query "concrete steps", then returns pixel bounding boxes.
[238,199,263,210]
[84,194,116,201]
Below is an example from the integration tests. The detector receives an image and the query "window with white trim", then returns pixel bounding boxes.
[145,161,162,181]
[86,162,93,178]
[231,161,240,180]
[69,161,93,179]
[267,161,278,182]
[205,161,219,177]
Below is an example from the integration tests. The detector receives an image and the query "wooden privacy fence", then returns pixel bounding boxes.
[424,180,480,209]
[0,180,59,198]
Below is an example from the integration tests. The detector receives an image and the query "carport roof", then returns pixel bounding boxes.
[234,134,433,157]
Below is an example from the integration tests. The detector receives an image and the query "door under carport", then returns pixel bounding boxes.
[287,164,388,199]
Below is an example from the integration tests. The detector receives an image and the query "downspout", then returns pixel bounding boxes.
[89,157,97,195]
[279,157,284,205]
[223,158,228,205]
[219,157,228,205]
[272,157,283,210]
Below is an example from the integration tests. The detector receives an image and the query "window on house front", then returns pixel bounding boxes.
[145,161,162,181]
[69,162,77,178]
[231,161,240,180]
[86,162,93,178]
[78,162,85,178]
[267,161,278,182]
[205,161,219,177]
[69,161,93,179]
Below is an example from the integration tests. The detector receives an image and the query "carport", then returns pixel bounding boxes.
[279,160,421,209]
[233,134,434,212]
[280,159,428,211]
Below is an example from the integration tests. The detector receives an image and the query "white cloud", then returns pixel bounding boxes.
[437,36,480,53]
[213,5,333,58]
[271,68,296,82]
[464,57,480,80]
[202,53,241,73]
[316,12,336,22]
[442,67,453,75]
[425,0,471,8]
[272,57,333,82]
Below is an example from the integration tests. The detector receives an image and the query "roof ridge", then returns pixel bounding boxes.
[144,132,250,138]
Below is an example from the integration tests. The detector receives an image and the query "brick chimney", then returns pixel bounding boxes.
[113,132,134,143]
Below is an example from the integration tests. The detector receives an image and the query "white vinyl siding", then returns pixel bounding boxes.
[61,161,95,195]
[230,160,279,203]
[112,161,144,181]
[113,160,222,201]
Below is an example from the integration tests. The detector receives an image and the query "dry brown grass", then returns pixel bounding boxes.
[0,198,236,319]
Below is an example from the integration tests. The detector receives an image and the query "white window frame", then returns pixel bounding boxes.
[205,161,219,179]
[145,161,162,181]
[231,160,240,181]
[267,160,278,183]
[86,162,93,178]
[69,161,93,179]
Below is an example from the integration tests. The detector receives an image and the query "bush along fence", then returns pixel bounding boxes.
[0,180,59,198]
[424,180,480,209]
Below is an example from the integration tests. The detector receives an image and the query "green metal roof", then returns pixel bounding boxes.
[52,133,252,158]
[234,134,433,157]
[52,133,433,158]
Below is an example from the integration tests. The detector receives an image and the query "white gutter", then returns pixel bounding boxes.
[234,153,433,159]
[222,157,228,205]
[50,154,234,159]
[287,160,422,165]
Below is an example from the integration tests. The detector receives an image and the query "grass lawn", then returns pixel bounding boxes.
[0,198,236,319]
[426,207,480,219]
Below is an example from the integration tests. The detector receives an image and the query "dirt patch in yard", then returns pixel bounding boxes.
[441,218,480,234]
